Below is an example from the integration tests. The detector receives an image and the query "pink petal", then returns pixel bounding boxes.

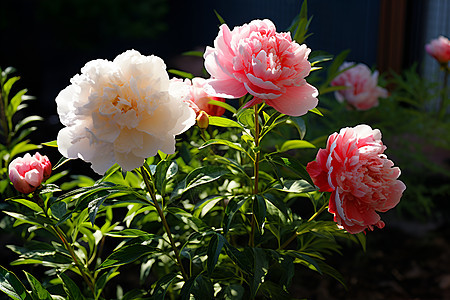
[204,78,247,99]
[265,82,318,116]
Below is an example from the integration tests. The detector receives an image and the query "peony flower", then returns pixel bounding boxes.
[188,77,226,117]
[331,62,388,111]
[56,50,196,174]
[203,19,318,116]
[425,36,450,64]
[9,152,52,194]
[306,125,406,234]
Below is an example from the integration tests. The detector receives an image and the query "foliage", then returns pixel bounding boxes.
[0,67,42,199]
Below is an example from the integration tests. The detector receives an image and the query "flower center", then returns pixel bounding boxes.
[111,96,137,115]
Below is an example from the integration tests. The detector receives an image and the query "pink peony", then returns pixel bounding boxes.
[331,62,388,111]
[306,125,406,234]
[203,19,318,116]
[187,77,226,117]
[425,36,450,64]
[9,152,52,194]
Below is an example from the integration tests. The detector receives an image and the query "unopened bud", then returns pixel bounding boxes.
[196,111,209,129]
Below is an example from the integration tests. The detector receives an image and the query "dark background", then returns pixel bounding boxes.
[0,0,427,123]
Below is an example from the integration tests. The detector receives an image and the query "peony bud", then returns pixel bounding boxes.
[8,152,52,194]
[196,110,209,129]
[425,36,450,64]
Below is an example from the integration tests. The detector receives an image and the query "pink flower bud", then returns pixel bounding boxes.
[8,152,52,194]
[425,36,450,64]
[196,110,210,129]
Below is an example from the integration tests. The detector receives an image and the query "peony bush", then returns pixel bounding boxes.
[1,2,409,299]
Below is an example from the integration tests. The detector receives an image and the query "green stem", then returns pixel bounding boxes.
[33,193,96,297]
[249,104,260,248]
[438,65,449,120]
[140,166,188,281]
[278,204,329,251]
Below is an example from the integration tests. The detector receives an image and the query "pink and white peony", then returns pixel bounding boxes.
[9,152,52,194]
[203,19,318,116]
[331,62,388,111]
[56,50,196,174]
[425,36,450,64]
[188,77,226,117]
[306,125,406,234]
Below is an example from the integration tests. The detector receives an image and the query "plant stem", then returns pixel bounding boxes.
[140,166,188,281]
[34,193,96,297]
[438,64,449,120]
[249,104,260,247]
[278,204,328,251]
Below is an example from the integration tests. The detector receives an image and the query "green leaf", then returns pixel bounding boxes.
[250,248,269,298]
[106,229,160,239]
[253,195,266,231]
[309,107,323,116]
[223,243,253,274]
[288,116,307,139]
[270,179,316,194]
[236,108,255,128]
[180,274,214,300]
[8,141,41,161]
[14,116,43,133]
[0,265,33,300]
[9,198,42,212]
[193,196,223,218]
[214,9,226,24]
[279,140,315,152]
[207,99,237,114]
[208,116,241,128]
[94,269,120,298]
[8,89,28,117]
[3,76,20,99]
[41,140,58,147]
[327,49,351,79]
[50,201,67,220]
[58,272,85,300]
[206,233,225,277]
[184,165,230,193]
[182,50,204,57]
[355,232,366,252]
[88,194,109,226]
[154,160,178,196]
[199,139,250,158]
[24,272,52,300]
[220,284,245,300]
[265,154,314,186]
[167,69,193,79]
[151,273,179,300]
[223,196,249,234]
[309,51,333,66]
[98,244,160,270]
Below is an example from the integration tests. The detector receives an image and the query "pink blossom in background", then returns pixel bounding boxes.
[306,125,406,234]
[9,152,52,194]
[203,19,318,116]
[425,36,450,64]
[331,62,388,111]
[186,77,226,117]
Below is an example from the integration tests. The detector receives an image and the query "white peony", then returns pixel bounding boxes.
[56,50,196,174]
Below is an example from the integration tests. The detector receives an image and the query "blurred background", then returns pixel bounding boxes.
[1,0,448,122]
[1,0,449,299]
